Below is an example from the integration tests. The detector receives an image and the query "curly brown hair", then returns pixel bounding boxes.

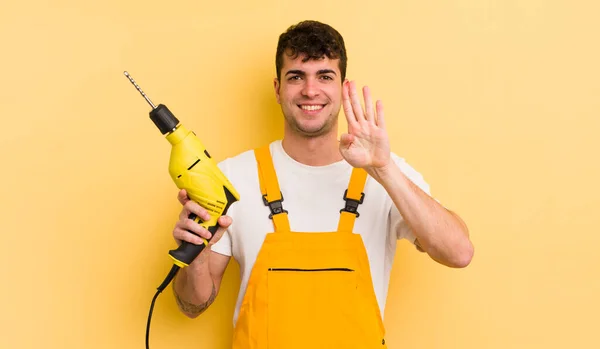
[275,20,347,82]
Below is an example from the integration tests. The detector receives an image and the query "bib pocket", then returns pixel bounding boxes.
[267,267,360,349]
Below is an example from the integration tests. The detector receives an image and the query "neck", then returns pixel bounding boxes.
[281,128,343,166]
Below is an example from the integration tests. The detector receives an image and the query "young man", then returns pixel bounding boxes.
[171,20,473,348]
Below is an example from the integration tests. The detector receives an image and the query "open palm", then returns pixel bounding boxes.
[339,80,391,170]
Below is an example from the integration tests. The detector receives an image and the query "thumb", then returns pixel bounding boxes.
[339,133,354,148]
[177,189,189,205]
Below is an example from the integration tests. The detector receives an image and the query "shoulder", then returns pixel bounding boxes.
[217,148,257,175]
[216,140,280,175]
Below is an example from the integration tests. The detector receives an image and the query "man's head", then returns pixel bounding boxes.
[274,20,348,138]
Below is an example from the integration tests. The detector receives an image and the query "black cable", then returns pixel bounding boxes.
[146,264,181,349]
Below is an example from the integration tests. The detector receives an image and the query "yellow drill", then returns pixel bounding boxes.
[123,72,240,349]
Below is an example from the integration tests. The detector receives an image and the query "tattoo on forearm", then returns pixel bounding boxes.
[173,281,217,316]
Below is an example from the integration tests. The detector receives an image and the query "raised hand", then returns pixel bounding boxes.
[339,80,391,172]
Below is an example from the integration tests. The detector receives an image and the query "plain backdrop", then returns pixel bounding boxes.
[1,0,599,348]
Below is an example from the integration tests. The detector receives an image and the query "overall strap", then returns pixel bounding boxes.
[254,144,291,232]
[337,167,368,232]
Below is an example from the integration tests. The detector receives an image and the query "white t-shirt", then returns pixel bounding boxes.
[211,140,431,327]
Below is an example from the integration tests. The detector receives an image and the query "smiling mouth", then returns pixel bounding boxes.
[298,104,325,111]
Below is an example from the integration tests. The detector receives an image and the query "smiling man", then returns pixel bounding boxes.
[171,20,474,348]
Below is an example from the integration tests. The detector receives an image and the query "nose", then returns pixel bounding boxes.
[301,78,319,98]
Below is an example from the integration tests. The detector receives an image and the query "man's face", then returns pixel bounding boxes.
[274,52,343,138]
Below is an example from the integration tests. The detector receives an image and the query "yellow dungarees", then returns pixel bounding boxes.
[231,144,388,349]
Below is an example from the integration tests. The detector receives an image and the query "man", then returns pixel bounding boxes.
[171,20,473,348]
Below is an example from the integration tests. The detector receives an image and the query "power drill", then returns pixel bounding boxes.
[123,71,240,349]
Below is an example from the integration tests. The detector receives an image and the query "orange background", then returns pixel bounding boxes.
[1,1,599,348]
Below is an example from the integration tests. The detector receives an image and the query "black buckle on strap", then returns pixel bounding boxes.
[262,192,288,219]
[340,189,365,218]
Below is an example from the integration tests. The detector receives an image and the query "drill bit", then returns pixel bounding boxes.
[124,71,157,109]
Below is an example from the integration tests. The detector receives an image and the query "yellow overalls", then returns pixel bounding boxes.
[231,144,388,349]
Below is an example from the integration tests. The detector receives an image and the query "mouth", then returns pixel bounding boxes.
[298,104,326,114]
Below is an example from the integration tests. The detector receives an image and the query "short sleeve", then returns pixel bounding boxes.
[387,155,432,249]
[210,229,233,256]
[208,159,233,257]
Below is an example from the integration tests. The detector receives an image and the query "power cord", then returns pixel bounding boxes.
[146,265,181,349]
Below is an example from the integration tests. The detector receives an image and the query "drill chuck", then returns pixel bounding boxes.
[150,104,180,135]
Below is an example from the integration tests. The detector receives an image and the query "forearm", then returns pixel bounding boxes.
[371,162,474,268]
[172,255,217,318]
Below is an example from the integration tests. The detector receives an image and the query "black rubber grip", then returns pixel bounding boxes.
[168,217,220,265]
[168,186,237,265]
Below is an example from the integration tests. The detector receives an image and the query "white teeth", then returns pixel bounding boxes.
[301,105,323,111]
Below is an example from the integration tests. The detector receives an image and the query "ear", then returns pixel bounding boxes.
[273,77,281,104]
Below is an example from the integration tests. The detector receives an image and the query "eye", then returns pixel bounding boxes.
[288,75,301,81]
[320,75,334,81]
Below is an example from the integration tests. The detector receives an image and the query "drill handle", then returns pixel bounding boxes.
[169,213,221,266]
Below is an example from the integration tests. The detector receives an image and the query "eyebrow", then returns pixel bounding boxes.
[285,69,337,76]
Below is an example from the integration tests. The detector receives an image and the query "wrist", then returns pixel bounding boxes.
[368,160,397,185]
[189,248,211,270]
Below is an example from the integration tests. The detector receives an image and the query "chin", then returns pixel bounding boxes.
[297,122,334,137]
[284,110,337,136]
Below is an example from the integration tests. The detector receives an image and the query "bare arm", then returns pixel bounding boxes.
[171,189,233,318]
[372,162,474,268]
[339,80,474,268]
[172,250,230,318]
